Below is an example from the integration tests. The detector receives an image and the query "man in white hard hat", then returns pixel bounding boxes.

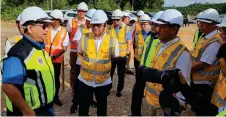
[192,8,222,108]
[108,9,132,97]
[131,10,144,38]
[45,9,69,106]
[131,13,161,116]
[77,10,119,116]
[4,14,24,57]
[70,8,97,114]
[122,11,130,25]
[144,9,192,115]
[193,12,204,49]
[66,2,86,91]
[2,6,55,116]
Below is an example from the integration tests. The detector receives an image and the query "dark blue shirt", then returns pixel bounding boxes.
[2,35,45,85]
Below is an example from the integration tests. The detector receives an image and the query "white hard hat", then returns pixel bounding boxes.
[91,10,108,24]
[139,14,150,22]
[112,9,123,19]
[197,8,219,23]
[150,11,164,23]
[155,9,183,27]
[16,14,21,21]
[122,11,130,17]
[216,16,226,27]
[77,2,88,11]
[20,6,52,26]
[137,10,144,16]
[50,9,63,21]
[196,12,203,19]
[85,9,96,21]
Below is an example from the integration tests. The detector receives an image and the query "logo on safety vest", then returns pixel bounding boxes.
[38,57,44,65]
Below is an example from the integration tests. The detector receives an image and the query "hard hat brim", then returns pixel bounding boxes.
[216,23,226,27]
[196,19,213,23]
[86,17,91,21]
[111,17,122,20]
[153,20,165,25]
[139,20,149,23]
[90,21,105,24]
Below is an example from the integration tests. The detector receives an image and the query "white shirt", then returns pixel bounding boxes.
[5,40,11,58]
[50,26,69,47]
[78,32,120,87]
[194,30,221,85]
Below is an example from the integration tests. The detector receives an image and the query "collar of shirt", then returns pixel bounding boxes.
[161,37,179,48]
[75,17,86,25]
[24,35,45,49]
[142,30,151,35]
[114,23,123,30]
[51,26,61,32]
[204,30,217,39]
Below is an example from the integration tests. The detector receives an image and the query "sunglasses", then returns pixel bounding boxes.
[113,19,120,21]
[92,24,104,28]
[32,23,49,30]
[78,10,87,13]
[218,27,226,33]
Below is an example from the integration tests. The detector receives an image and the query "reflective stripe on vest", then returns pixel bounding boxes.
[80,32,115,83]
[192,33,222,82]
[145,39,186,107]
[211,72,226,108]
[140,35,160,66]
[217,105,226,116]
[7,34,23,46]
[108,24,129,57]
[6,48,55,112]
[69,18,78,50]
[134,30,145,62]
[45,27,67,63]
[193,29,203,48]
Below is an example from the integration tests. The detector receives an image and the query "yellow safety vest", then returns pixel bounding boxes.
[6,43,55,112]
[192,33,222,82]
[80,32,115,83]
[6,34,23,46]
[211,72,226,108]
[134,30,145,62]
[145,38,187,107]
[107,24,129,57]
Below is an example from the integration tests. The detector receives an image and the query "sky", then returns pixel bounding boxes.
[163,0,226,7]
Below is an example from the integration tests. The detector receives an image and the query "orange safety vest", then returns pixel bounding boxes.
[145,38,187,107]
[107,24,130,57]
[134,30,145,62]
[6,34,23,46]
[211,71,226,108]
[45,27,67,63]
[192,33,222,83]
[69,18,78,50]
[132,22,141,41]
[80,32,115,83]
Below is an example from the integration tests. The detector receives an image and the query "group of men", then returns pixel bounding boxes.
[1,1,226,116]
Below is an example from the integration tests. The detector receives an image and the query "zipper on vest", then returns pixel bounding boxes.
[42,50,55,100]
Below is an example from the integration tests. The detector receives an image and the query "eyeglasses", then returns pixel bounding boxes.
[113,19,120,21]
[32,23,49,30]
[78,10,87,13]
[92,24,104,28]
[218,27,226,33]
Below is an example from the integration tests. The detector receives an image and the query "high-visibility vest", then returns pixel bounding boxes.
[193,29,203,49]
[80,32,115,83]
[45,27,67,63]
[6,38,55,113]
[132,22,141,40]
[69,18,78,50]
[145,38,187,107]
[140,35,160,66]
[192,33,222,82]
[107,24,130,57]
[134,30,145,61]
[81,27,90,34]
[211,72,226,108]
[6,34,23,46]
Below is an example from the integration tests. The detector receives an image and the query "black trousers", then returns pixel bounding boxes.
[110,57,127,92]
[53,63,61,99]
[78,81,111,116]
[71,64,81,106]
[131,59,146,115]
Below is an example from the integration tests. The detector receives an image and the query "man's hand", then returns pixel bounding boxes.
[51,55,57,60]
[178,71,186,84]
[22,108,36,116]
